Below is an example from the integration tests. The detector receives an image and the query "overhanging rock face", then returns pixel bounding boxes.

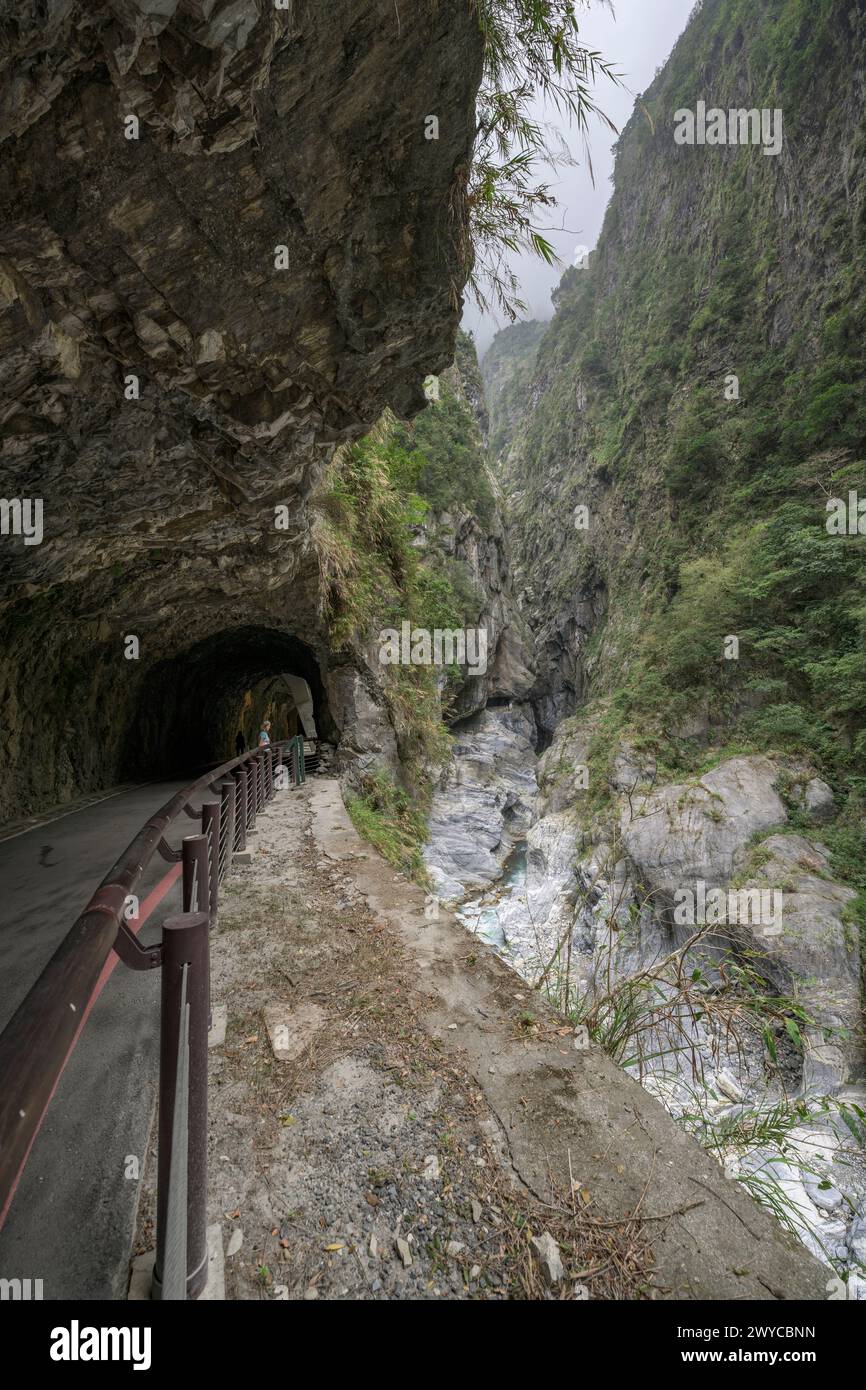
[0,1,484,816]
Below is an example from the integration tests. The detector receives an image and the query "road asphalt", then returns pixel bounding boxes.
[0,780,196,1300]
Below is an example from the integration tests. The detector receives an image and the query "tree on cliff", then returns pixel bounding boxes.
[468,0,621,317]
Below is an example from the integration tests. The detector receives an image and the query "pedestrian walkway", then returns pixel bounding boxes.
[130,779,829,1301]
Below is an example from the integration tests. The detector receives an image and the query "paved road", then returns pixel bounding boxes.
[0,780,199,1300]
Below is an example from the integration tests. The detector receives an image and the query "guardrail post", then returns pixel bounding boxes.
[217,780,235,879]
[182,832,211,1031]
[201,801,220,924]
[182,834,209,917]
[289,736,306,786]
[246,757,257,831]
[152,910,209,1301]
[233,767,247,850]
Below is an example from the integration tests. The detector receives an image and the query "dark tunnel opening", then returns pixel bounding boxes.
[122,626,336,780]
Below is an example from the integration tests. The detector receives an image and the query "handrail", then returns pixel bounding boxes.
[0,738,303,1238]
[162,958,191,1300]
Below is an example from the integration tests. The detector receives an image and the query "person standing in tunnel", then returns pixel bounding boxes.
[235,729,246,757]
[258,720,271,748]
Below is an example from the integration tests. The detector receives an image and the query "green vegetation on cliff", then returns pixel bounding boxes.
[314,333,498,869]
[503,0,866,904]
[481,319,546,459]
[315,342,490,664]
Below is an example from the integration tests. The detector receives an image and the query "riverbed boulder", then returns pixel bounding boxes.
[619,755,786,902]
[616,756,861,1094]
[733,833,859,1093]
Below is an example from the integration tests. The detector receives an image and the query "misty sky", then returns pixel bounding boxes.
[463,0,696,356]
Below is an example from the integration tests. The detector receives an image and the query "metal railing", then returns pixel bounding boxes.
[0,735,307,1299]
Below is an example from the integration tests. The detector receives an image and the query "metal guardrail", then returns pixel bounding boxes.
[0,735,308,1299]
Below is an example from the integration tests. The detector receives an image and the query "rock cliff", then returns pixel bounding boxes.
[422,0,866,1285]
[0,0,484,818]
[485,0,866,1087]
[502,0,866,763]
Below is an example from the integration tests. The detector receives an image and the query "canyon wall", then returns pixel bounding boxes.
[0,0,484,819]
[424,0,866,1279]
[516,0,864,753]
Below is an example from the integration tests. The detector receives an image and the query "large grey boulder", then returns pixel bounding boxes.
[735,833,859,1093]
[618,753,860,1096]
[329,667,400,778]
[803,777,836,824]
[494,807,583,971]
[619,755,786,901]
[535,713,595,815]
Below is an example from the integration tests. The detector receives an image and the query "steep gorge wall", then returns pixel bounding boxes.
[310,326,535,828]
[0,0,484,820]
[426,333,535,723]
[501,0,866,803]
[481,318,545,465]
[432,0,866,1271]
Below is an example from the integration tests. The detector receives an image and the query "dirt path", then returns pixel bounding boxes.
[136,776,828,1301]
[201,780,656,1300]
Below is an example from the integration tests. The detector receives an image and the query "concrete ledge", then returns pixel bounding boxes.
[128,1225,225,1301]
[128,1249,155,1300]
[200,1223,226,1301]
[309,778,830,1301]
[208,1003,227,1049]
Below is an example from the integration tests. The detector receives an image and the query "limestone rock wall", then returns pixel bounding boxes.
[0,0,484,820]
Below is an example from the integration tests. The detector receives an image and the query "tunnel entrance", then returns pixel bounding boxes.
[234,671,315,751]
[123,625,335,779]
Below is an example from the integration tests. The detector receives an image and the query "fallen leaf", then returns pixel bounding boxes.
[323,1243,344,1252]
